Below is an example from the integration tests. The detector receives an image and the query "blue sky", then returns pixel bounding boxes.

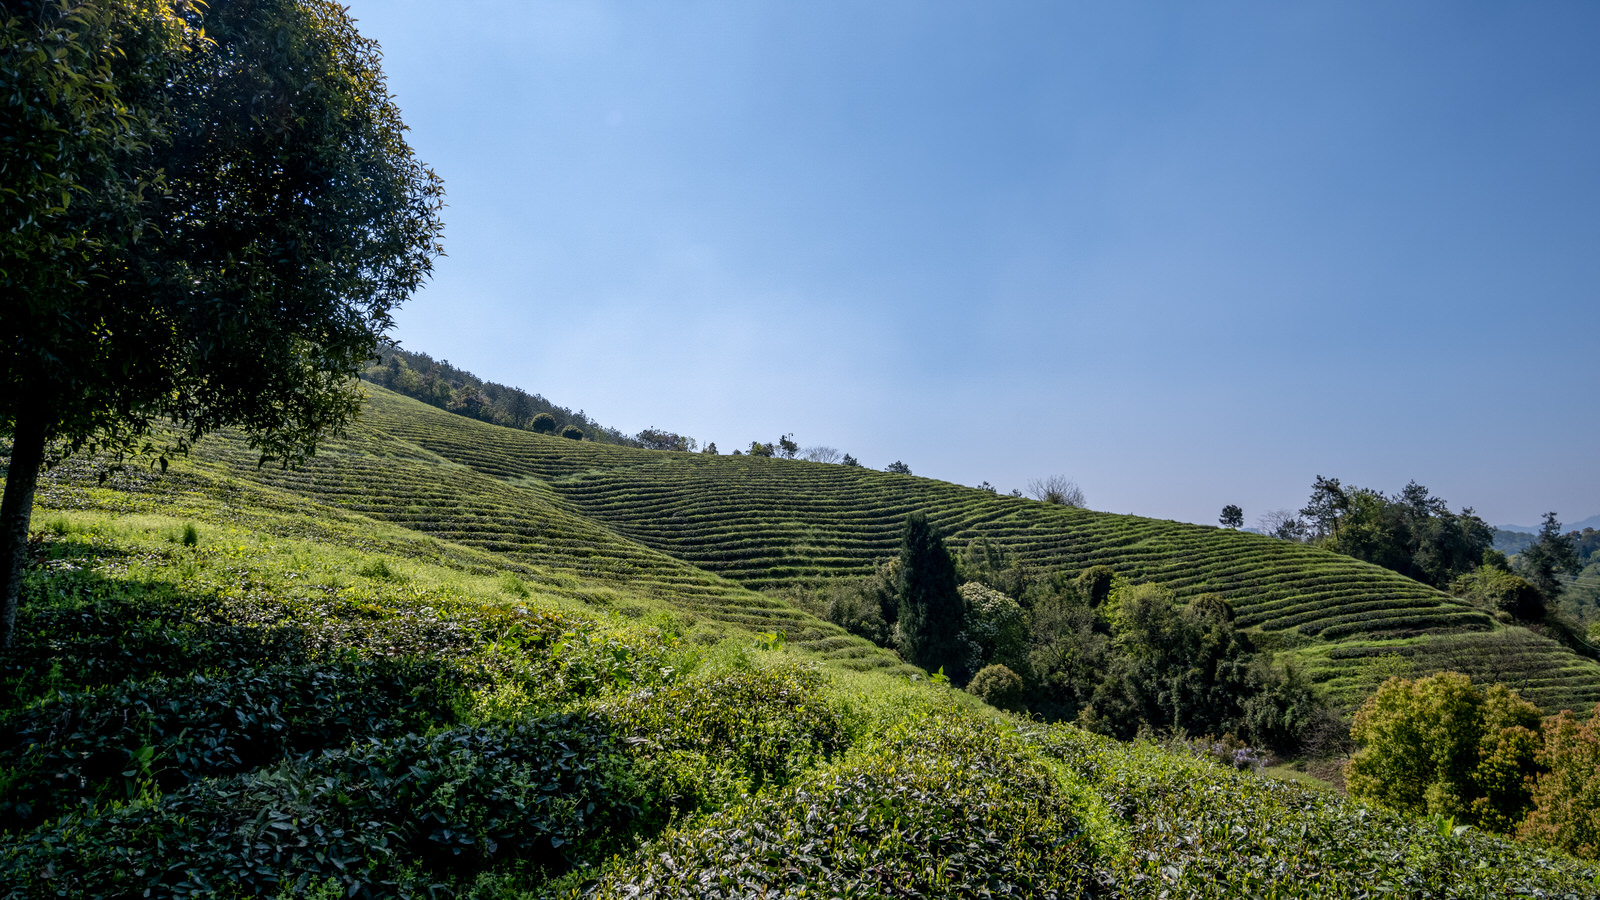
[345,1,1600,529]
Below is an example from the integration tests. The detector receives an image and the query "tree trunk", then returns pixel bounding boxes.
[0,406,46,649]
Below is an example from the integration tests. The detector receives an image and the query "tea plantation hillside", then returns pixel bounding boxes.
[311,386,1600,714]
[4,447,1599,898]
[180,421,913,677]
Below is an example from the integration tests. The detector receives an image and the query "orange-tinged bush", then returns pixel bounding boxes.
[1520,704,1600,858]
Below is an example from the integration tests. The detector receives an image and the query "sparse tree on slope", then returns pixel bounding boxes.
[1220,504,1244,529]
[1028,476,1085,508]
[0,0,444,648]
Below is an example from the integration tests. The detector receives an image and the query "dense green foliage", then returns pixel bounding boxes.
[1452,564,1544,620]
[1299,478,1494,590]
[1522,704,1600,857]
[0,0,444,649]
[364,346,648,447]
[1520,512,1581,601]
[1346,673,1600,853]
[584,715,1095,899]
[1346,673,1543,833]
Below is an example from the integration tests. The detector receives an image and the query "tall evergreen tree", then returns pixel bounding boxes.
[1520,512,1579,602]
[894,513,967,681]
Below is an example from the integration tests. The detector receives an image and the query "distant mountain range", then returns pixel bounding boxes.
[1495,514,1600,535]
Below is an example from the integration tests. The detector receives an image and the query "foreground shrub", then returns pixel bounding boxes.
[1034,723,1600,898]
[968,662,1025,711]
[597,664,847,813]
[587,714,1094,899]
[1521,704,1600,858]
[1345,672,1542,833]
[0,659,465,832]
[0,716,649,899]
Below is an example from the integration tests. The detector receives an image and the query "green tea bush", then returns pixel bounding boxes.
[1031,723,1600,898]
[586,714,1094,899]
[597,664,847,812]
[0,658,464,832]
[0,716,651,899]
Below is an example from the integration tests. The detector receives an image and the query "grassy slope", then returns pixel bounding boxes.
[5,440,1598,897]
[310,386,1600,714]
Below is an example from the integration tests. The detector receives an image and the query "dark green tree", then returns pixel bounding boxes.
[530,413,557,434]
[894,513,966,681]
[561,425,585,440]
[1519,512,1579,602]
[1219,504,1244,529]
[1300,477,1493,589]
[886,460,912,475]
[841,453,860,467]
[506,391,534,429]
[1300,475,1349,540]
[0,0,444,648]
[777,433,799,459]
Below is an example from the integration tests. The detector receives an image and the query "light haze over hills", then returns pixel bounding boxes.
[344,1,1600,528]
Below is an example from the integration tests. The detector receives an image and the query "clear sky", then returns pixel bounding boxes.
[344,1,1600,529]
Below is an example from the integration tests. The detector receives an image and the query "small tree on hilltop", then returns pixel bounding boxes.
[895,513,967,682]
[1220,505,1244,529]
[561,425,584,440]
[886,460,912,475]
[841,453,860,467]
[1258,509,1308,541]
[777,433,799,459]
[1028,476,1085,508]
[530,413,557,434]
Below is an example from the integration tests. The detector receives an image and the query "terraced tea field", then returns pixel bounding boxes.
[206,386,1600,713]
[182,426,911,675]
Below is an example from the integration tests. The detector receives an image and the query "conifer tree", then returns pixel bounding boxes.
[894,513,967,681]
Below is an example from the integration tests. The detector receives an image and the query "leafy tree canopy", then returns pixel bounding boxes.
[1346,672,1542,833]
[1295,477,1493,589]
[0,0,444,646]
[1219,504,1244,529]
